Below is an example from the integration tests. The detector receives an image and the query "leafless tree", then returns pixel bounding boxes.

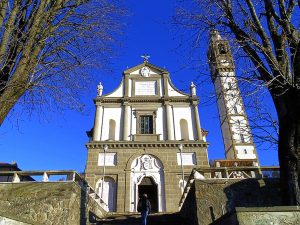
[174,0,300,205]
[246,94,279,150]
[0,0,125,124]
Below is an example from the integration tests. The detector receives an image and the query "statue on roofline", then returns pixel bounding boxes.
[97,82,103,97]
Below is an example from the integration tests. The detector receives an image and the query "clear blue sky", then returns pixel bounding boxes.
[0,0,278,172]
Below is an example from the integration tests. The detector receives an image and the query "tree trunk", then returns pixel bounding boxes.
[0,82,27,125]
[277,89,300,205]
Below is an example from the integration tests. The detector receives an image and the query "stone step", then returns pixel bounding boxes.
[95,212,184,225]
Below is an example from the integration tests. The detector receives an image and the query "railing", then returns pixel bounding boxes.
[178,166,280,210]
[0,170,109,212]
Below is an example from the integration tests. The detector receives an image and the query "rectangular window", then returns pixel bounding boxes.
[140,116,153,134]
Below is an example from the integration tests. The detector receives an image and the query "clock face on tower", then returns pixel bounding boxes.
[140,66,150,77]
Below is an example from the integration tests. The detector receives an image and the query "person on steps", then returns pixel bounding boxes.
[137,193,151,225]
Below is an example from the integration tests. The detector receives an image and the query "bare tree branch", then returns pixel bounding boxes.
[174,0,300,205]
[0,0,125,124]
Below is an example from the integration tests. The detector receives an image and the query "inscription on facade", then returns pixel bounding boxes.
[98,153,117,166]
[135,81,156,95]
[177,153,197,165]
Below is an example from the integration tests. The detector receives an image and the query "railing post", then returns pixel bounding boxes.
[221,204,225,215]
[43,172,49,182]
[215,161,222,178]
[12,173,20,183]
[72,172,76,182]
[224,167,229,178]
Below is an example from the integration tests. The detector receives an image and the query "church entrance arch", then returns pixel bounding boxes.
[138,176,158,212]
[130,154,165,212]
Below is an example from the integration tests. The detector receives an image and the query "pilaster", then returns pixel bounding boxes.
[123,101,130,141]
[165,101,174,140]
[192,100,203,141]
[93,102,103,141]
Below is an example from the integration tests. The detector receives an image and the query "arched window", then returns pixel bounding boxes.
[180,119,189,140]
[218,44,227,54]
[109,119,116,140]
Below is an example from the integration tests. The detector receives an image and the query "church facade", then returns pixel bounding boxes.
[85,60,209,212]
[85,31,259,213]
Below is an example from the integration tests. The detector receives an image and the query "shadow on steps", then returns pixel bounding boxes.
[95,212,184,225]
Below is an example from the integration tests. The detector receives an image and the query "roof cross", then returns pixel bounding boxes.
[141,54,150,62]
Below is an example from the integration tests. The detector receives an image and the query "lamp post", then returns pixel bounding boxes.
[101,144,108,201]
[178,144,185,193]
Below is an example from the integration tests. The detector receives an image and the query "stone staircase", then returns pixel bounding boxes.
[94,212,184,225]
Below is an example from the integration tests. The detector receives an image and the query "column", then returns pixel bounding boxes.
[123,103,130,140]
[93,104,103,141]
[166,102,174,140]
[193,103,203,140]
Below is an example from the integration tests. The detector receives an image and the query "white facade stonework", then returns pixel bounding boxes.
[85,61,209,212]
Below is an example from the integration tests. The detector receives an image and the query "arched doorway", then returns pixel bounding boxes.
[95,176,116,212]
[130,154,165,212]
[138,177,158,212]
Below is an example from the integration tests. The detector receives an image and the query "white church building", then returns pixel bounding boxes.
[84,31,258,213]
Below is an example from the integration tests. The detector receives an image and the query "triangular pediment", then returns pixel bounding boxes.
[123,62,169,75]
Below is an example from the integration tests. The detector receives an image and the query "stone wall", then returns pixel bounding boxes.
[85,144,209,212]
[236,207,300,225]
[180,178,281,225]
[212,207,300,225]
[0,182,106,225]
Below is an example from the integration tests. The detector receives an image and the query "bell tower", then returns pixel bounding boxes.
[207,30,258,162]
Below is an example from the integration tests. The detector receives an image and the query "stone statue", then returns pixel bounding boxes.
[97,82,103,97]
[190,82,196,96]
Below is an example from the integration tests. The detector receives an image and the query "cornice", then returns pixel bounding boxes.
[94,96,198,104]
[86,141,208,149]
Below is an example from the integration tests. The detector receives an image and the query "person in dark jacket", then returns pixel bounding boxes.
[138,193,151,225]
